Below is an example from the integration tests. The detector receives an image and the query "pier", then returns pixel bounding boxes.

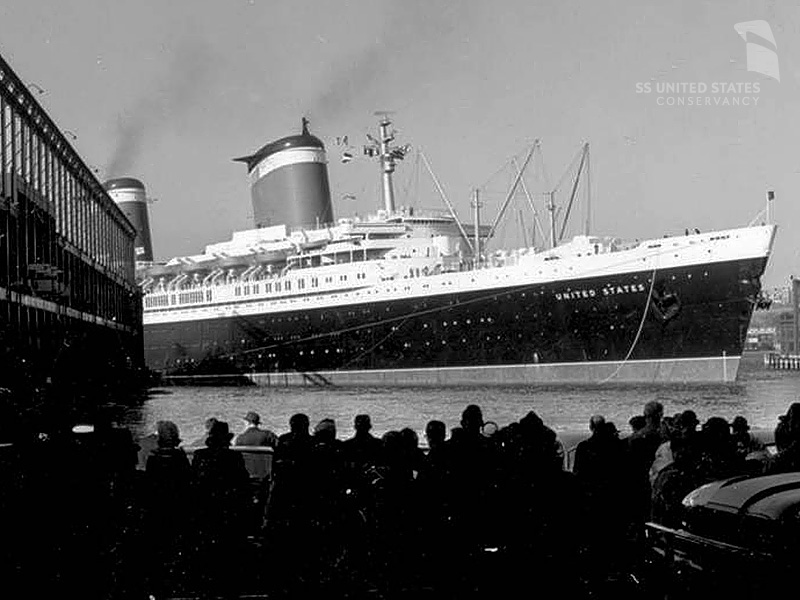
[0,50,143,404]
[764,352,800,370]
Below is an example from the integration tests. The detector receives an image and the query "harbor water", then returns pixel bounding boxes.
[118,352,800,445]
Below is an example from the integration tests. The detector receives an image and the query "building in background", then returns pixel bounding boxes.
[0,52,142,414]
[745,326,776,351]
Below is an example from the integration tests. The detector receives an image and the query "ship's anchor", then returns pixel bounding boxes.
[650,287,681,322]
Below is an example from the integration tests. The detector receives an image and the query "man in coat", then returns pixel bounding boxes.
[235,411,277,447]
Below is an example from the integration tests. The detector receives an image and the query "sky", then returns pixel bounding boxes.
[0,0,797,287]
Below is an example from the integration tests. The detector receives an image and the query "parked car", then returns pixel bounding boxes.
[643,472,800,598]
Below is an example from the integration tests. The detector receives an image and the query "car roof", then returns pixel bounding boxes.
[695,473,800,520]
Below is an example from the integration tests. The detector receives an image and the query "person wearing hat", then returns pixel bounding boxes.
[191,420,251,595]
[188,416,220,448]
[731,415,765,461]
[146,420,191,481]
[649,410,699,485]
[627,401,665,525]
[235,411,278,448]
[143,421,192,597]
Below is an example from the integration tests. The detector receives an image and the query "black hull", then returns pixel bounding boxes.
[144,256,767,385]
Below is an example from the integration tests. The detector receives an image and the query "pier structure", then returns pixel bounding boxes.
[764,353,800,370]
[0,51,142,399]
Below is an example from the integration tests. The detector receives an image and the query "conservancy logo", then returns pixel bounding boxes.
[635,19,778,106]
[734,20,780,82]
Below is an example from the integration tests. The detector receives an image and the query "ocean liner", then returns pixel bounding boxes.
[129,116,776,386]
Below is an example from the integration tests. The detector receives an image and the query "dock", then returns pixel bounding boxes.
[764,352,800,370]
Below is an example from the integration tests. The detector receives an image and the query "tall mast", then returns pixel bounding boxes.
[584,143,591,236]
[364,112,408,215]
[558,143,589,243]
[472,189,482,267]
[378,116,396,213]
[548,191,557,249]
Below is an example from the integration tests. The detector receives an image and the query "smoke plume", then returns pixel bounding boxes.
[308,0,478,122]
[105,38,218,178]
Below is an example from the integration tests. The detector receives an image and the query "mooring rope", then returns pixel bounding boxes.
[598,261,659,384]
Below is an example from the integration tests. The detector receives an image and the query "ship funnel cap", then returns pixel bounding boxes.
[103,177,145,191]
[233,118,325,172]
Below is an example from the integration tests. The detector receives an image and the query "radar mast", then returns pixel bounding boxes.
[364,112,409,214]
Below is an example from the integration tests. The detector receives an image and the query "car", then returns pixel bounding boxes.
[643,472,800,598]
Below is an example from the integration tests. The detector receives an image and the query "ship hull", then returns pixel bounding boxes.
[162,356,740,386]
[144,254,767,386]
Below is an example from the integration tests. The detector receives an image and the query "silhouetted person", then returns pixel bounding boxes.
[417,420,450,588]
[270,413,314,525]
[573,418,629,584]
[88,425,147,599]
[628,401,664,464]
[188,416,219,448]
[505,411,580,594]
[573,415,608,478]
[59,421,146,598]
[649,410,700,484]
[627,401,664,525]
[358,430,422,593]
[302,419,350,590]
[235,411,277,447]
[425,420,446,449]
[399,427,425,477]
[628,415,646,436]
[774,403,800,452]
[731,415,766,468]
[343,414,382,475]
[275,413,313,461]
[146,420,191,481]
[191,420,250,597]
[696,416,741,481]
[651,436,701,528]
[419,420,448,490]
[59,422,109,596]
[145,420,193,597]
[574,418,627,491]
[443,404,503,593]
[269,414,315,596]
[768,406,800,474]
[649,414,685,484]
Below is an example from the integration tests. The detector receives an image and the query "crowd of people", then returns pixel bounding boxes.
[1,400,799,599]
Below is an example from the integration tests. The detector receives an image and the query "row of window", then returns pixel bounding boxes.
[0,96,134,282]
[151,271,371,306]
[0,63,140,338]
[146,261,712,317]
